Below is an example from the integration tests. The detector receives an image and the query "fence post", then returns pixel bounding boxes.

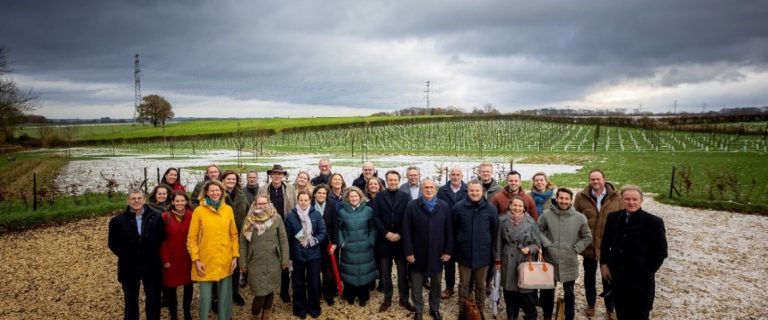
[668,166,681,198]
[144,167,148,195]
[157,167,161,184]
[33,173,37,211]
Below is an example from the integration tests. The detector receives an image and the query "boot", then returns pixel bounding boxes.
[261,309,272,320]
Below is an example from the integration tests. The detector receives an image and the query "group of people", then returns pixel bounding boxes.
[108,160,668,320]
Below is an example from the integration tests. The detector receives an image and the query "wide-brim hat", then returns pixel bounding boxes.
[267,164,288,176]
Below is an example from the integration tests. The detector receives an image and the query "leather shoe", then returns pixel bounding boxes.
[428,309,443,320]
[414,313,423,320]
[399,300,416,312]
[584,306,595,316]
[441,288,454,299]
[379,299,392,312]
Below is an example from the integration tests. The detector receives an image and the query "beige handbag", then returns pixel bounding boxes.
[517,248,555,289]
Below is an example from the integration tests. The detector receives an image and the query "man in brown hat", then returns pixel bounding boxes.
[257,164,296,303]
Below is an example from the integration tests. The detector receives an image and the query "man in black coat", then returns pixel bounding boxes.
[403,178,453,320]
[372,170,416,313]
[452,180,499,315]
[601,185,668,320]
[436,166,468,299]
[352,161,385,191]
[108,189,166,320]
[311,158,333,186]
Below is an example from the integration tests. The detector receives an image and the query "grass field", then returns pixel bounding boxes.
[14,115,444,141]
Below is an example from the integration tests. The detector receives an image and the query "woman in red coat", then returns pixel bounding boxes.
[160,191,194,320]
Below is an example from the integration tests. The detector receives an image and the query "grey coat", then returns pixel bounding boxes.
[256,182,296,218]
[538,202,592,282]
[495,213,541,292]
[238,216,290,297]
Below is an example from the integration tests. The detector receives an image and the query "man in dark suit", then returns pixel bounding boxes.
[372,170,416,313]
[600,185,668,320]
[108,189,166,320]
[403,178,453,320]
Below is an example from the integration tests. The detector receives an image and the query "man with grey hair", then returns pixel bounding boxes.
[601,185,667,320]
[244,170,260,206]
[478,162,501,201]
[403,178,453,320]
[353,161,385,191]
[311,158,333,186]
[109,189,166,320]
[437,166,467,299]
[399,166,422,201]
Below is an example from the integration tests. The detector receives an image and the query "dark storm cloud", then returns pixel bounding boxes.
[1,0,766,117]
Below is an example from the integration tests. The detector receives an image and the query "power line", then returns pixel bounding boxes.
[424,80,430,109]
[133,54,141,125]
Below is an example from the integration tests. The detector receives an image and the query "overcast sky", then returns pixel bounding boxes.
[2,0,767,118]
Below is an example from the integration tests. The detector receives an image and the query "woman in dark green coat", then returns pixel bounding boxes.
[338,186,377,306]
[239,195,289,320]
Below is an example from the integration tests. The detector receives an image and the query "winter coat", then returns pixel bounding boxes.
[529,188,555,215]
[491,188,539,221]
[256,182,297,218]
[538,202,592,282]
[311,174,331,187]
[338,202,377,286]
[186,200,239,282]
[108,205,165,284]
[226,187,249,232]
[483,179,502,201]
[601,208,668,311]
[353,174,385,193]
[315,199,339,269]
[238,216,290,297]
[284,207,327,262]
[244,185,259,207]
[574,182,623,260]
[437,182,468,209]
[160,209,194,287]
[494,213,541,291]
[402,198,454,275]
[372,189,411,259]
[190,180,206,207]
[147,202,169,214]
[399,182,422,201]
[452,198,499,269]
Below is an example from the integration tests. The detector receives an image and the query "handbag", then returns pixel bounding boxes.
[517,248,555,289]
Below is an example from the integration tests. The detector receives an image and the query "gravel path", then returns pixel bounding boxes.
[0,197,765,319]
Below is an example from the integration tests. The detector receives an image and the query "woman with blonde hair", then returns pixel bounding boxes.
[187,180,239,320]
[239,195,290,320]
[294,171,314,195]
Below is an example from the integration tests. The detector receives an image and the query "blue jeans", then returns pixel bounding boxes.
[541,280,575,320]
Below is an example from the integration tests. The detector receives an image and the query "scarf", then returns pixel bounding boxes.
[314,201,326,216]
[242,203,277,241]
[530,188,554,214]
[204,196,221,210]
[296,205,317,247]
[421,196,438,213]
[171,208,186,222]
[509,210,525,227]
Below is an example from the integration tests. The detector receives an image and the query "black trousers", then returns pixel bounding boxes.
[503,290,537,320]
[163,284,192,320]
[280,269,291,299]
[343,283,371,304]
[583,257,615,310]
[292,259,322,317]
[121,276,161,320]
[380,256,410,302]
[541,280,575,320]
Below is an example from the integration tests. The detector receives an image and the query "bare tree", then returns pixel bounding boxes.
[0,46,38,143]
